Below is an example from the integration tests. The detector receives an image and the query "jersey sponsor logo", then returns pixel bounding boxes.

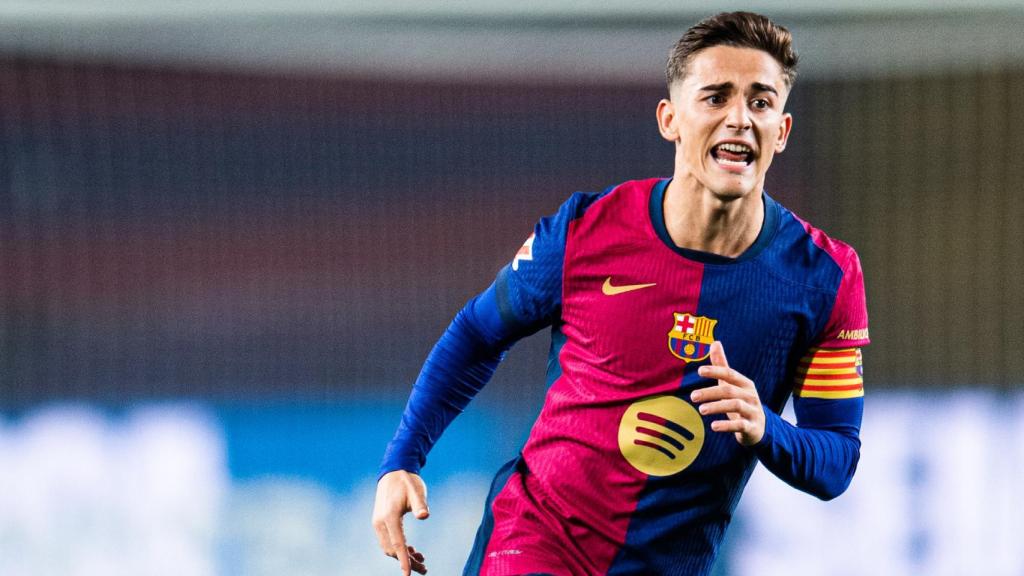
[511,233,535,271]
[618,395,705,476]
[668,312,717,363]
[601,277,657,296]
[793,347,864,399]
[837,328,869,340]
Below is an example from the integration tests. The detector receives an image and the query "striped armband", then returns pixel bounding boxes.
[793,347,864,399]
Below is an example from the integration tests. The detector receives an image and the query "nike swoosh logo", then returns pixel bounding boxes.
[602,277,657,296]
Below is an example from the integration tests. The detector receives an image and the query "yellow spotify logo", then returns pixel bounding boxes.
[618,395,705,476]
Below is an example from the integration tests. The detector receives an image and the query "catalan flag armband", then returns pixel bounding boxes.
[793,348,864,400]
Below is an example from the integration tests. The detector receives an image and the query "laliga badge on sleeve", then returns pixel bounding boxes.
[511,233,535,271]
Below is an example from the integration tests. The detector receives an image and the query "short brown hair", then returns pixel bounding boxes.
[666,12,798,90]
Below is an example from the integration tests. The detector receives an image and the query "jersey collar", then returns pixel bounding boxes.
[648,178,780,265]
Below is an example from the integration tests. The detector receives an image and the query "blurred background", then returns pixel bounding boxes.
[1,1,1022,575]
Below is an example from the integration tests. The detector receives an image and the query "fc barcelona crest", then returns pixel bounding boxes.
[668,312,718,363]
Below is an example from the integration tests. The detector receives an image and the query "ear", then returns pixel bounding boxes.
[775,112,793,153]
[656,98,679,142]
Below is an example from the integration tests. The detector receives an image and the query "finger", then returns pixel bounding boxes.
[373,520,394,557]
[690,380,746,403]
[697,398,748,417]
[406,478,430,520]
[710,418,751,434]
[406,546,427,574]
[696,365,753,389]
[710,340,730,368]
[385,517,412,575]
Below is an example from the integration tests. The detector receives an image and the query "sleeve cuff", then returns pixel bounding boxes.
[753,406,782,453]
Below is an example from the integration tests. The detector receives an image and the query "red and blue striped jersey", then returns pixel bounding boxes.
[382,177,869,576]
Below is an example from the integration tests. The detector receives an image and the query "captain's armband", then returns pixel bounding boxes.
[793,347,863,400]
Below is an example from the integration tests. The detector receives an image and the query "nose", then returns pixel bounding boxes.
[725,100,752,131]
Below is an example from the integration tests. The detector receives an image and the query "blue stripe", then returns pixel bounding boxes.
[462,457,522,575]
[494,265,529,334]
[545,323,567,388]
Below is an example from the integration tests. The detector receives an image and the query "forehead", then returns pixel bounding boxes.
[679,45,787,93]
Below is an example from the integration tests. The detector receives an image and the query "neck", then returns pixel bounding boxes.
[662,177,764,259]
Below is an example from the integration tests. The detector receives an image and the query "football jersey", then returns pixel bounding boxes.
[464,177,869,575]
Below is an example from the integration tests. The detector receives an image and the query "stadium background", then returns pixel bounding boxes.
[1,2,1022,574]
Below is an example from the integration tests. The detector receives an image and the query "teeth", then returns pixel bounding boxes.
[716,157,748,166]
[717,143,752,153]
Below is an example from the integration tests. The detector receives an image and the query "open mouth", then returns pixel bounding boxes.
[710,142,755,169]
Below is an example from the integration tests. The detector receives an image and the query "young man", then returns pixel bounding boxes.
[373,11,869,576]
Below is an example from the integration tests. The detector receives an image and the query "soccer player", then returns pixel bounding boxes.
[373,11,869,576]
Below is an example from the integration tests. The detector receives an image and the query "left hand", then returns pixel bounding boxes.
[691,341,766,446]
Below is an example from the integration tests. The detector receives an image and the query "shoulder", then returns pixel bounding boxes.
[764,201,864,294]
[551,178,665,242]
[757,199,868,297]
[778,209,870,347]
[791,211,862,270]
[558,177,660,220]
[763,201,870,346]
[513,178,653,264]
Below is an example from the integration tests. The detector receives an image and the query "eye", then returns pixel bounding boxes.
[707,94,726,105]
[751,98,771,110]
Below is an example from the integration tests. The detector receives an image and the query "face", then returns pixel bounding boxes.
[657,45,793,200]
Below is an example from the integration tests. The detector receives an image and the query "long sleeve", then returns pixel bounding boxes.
[753,233,870,500]
[377,192,592,479]
[377,284,519,478]
[753,395,862,500]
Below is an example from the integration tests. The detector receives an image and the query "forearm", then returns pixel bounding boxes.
[378,288,514,478]
[753,408,861,500]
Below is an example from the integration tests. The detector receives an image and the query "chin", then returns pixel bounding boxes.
[709,179,757,200]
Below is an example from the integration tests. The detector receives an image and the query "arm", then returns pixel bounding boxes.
[378,186,589,478]
[372,282,525,576]
[754,392,862,500]
[749,238,869,499]
[378,283,519,479]
[692,343,864,501]
[372,191,585,575]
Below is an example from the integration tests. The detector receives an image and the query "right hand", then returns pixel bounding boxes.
[372,470,430,575]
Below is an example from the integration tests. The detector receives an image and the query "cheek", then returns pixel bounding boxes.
[755,118,787,154]
[681,137,706,161]
[757,150,778,173]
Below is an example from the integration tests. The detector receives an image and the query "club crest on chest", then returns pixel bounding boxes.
[668,313,717,363]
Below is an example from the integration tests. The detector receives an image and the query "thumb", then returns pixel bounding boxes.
[709,341,729,369]
[408,477,430,520]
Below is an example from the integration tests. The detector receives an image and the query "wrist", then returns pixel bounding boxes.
[752,407,779,449]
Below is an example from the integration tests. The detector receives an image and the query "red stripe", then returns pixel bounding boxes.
[798,361,857,369]
[800,372,860,381]
[803,349,857,359]
[799,355,857,364]
[499,178,708,576]
[797,384,863,392]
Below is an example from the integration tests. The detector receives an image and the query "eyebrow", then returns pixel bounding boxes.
[699,82,733,92]
[698,81,778,96]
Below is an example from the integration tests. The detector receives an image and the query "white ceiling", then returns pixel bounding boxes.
[0,2,1021,82]
[2,1,1023,18]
